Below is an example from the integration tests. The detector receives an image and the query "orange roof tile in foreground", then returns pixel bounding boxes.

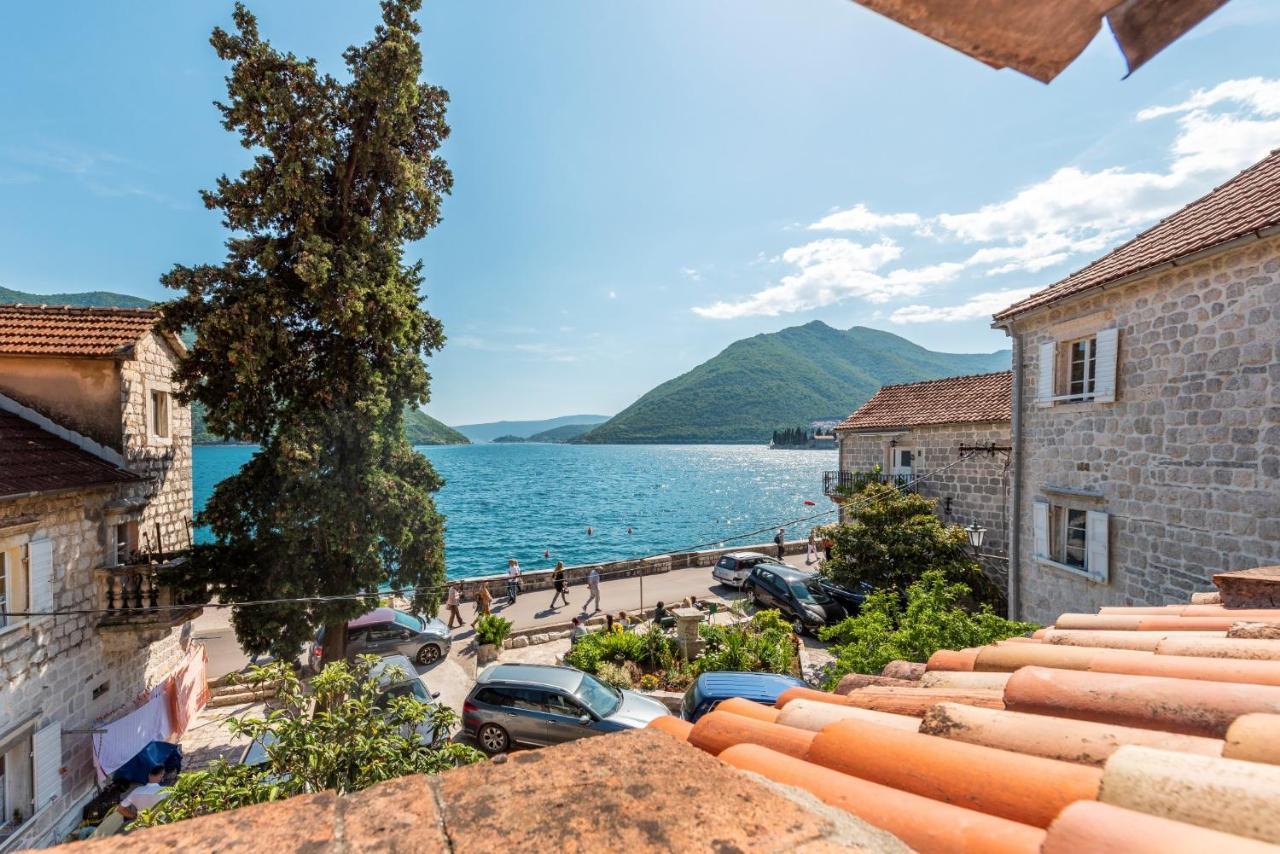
[1042,629,1226,651]
[715,696,780,723]
[1100,745,1280,844]
[807,719,1102,827]
[775,698,920,733]
[1088,650,1280,686]
[1044,801,1280,854]
[646,715,693,742]
[776,684,1004,716]
[972,642,1151,672]
[688,710,814,758]
[721,744,1047,854]
[1053,613,1276,632]
[1224,713,1280,765]
[1153,635,1280,659]
[919,702,1224,767]
[925,647,981,670]
[1003,666,1280,737]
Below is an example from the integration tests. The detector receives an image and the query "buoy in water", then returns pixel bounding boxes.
[803,500,816,506]
[627,527,633,535]
[587,527,593,536]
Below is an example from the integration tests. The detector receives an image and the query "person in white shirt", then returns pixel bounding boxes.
[505,559,522,604]
[584,566,601,612]
[117,766,170,821]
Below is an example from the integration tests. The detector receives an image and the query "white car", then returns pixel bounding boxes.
[711,551,788,589]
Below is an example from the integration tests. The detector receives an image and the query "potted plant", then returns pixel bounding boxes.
[474,615,513,666]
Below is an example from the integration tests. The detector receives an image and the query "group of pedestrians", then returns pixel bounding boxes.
[441,557,605,631]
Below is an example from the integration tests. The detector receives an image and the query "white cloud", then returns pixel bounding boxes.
[608,290,617,299]
[681,267,702,281]
[694,78,1280,320]
[890,288,1038,324]
[808,204,922,232]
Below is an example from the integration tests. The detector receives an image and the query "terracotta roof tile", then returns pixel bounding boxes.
[837,370,1011,431]
[0,410,138,498]
[995,148,1280,321]
[0,303,160,357]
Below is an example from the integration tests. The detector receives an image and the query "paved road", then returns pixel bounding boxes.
[195,552,823,683]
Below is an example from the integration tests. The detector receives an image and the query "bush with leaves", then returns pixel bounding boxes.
[821,481,1003,608]
[133,658,483,828]
[474,615,513,647]
[696,610,797,676]
[563,627,658,674]
[817,570,1037,689]
[595,662,635,690]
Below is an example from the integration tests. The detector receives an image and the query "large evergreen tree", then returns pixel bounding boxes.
[159,0,451,661]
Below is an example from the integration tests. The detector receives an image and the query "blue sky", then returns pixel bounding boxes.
[3,1,1280,424]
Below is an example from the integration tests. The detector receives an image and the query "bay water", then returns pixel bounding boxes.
[194,443,837,579]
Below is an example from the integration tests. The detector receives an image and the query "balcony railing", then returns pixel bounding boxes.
[822,470,922,497]
[95,556,204,630]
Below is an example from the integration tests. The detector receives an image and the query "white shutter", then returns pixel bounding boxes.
[1086,511,1110,583]
[1092,327,1119,403]
[33,721,62,808]
[28,538,53,616]
[1036,341,1056,406]
[1032,501,1049,560]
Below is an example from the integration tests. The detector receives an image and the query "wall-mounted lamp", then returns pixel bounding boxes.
[964,523,987,551]
[889,438,897,448]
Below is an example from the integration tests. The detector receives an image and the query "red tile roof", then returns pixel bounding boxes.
[837,370,1011,431]
[995,148,1280,321]
[0,304,161,357]
[0,410,138,498]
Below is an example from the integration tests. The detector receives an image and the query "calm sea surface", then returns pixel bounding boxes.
[194,443,837,579]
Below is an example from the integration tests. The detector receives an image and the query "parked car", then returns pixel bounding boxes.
[679,672,807,723]
[308,607,452,671]
[812,577,873,616]
[462,663,670,755]
[238,654,446,767]
[711,551,788,588]
[743,564,846,634]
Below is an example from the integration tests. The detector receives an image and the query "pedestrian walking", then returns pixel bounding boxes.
[584,566,602,612]
[445,583,464,630]
[806,530,818,565]
[550,561,570,608]
[471,584,492,627]
[822,535,834,562]
[774,527,786,560]
[506,559,522,604]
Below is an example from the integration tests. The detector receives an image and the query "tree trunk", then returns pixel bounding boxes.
[323,620,348,667]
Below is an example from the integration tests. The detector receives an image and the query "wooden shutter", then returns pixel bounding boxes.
[1086,511,1110,583]
[27,538,53,616]
[1032,501,1049,560]
[33,721,62,809]
[1036,341,1056,406]
[1093,328,1119,403]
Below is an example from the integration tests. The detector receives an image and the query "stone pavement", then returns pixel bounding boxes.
[179,700,264,771]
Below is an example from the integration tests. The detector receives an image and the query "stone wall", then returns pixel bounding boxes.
[1007,234,1280,625]
[445,539,814,602]
[0,355,122,451]
[836,422,1012,589]
[0,490,190,851]
[119,331,194,556]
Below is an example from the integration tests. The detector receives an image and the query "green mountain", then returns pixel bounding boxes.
[453,414,610,443]
[1,285,467,446]
[578,321,1011,444]
[404,409,471,445]
[0,285,153,308]
[527,423,595,443]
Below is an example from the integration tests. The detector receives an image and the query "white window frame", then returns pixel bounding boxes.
[0,726,34,840]
[1037,327,1119,406]
[1065,336,1098,401]
[0,544,30,635]
[149,389,170,443]
[1034,499,1109,583]
[890,446,916,477]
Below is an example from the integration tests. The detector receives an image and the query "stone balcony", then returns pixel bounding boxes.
[821,470,920,498]
[95,557,203,647]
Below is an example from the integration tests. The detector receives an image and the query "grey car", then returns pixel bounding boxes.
[308,607,452,670]
[462,663,670,755]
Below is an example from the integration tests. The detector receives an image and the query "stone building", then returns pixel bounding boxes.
[0,306,198,850]
[830,371,1012,587]
[992,149,1280,626]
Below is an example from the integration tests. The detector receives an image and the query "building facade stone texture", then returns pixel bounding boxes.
[1003,235,1280,625]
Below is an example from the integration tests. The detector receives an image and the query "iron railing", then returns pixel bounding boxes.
[822,470,921,496]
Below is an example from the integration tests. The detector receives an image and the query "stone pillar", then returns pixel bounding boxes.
[673,607,703,660]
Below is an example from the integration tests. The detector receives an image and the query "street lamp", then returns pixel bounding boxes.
[964,523,986,552]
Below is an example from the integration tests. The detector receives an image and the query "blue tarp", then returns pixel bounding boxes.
[112,741,182,784]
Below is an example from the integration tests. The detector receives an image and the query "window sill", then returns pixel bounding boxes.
[1036,557,1105,584]
[0,619,32,645]
[146,435,173,448]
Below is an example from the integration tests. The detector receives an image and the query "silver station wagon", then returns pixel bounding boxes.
[309,607,452,670]
[462,663,670,754]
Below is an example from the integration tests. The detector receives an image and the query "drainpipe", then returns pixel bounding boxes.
[1007,330,1024,621]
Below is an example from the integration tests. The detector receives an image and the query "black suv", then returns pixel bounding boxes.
[743,564,846,634]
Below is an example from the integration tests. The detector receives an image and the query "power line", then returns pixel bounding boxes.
[3,452,981,618]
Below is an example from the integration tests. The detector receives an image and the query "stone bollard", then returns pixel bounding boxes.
[672,607,703,660]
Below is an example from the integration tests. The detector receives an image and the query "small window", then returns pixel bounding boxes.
[0,732,33,832]
[150,390,170,439]
[1055,507,1088,568]
[1066,336,1097,400]
[92,681,110,700]
[114,522,137,566]
[0,546,29,630]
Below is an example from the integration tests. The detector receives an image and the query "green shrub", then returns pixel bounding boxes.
[818,570,1037,689]
[696,609,797,676]
[474,615,513,647]
[637,673,660,691]
[596,662,634,690]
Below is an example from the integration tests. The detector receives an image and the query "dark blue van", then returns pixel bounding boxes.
[679,671,808,722]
